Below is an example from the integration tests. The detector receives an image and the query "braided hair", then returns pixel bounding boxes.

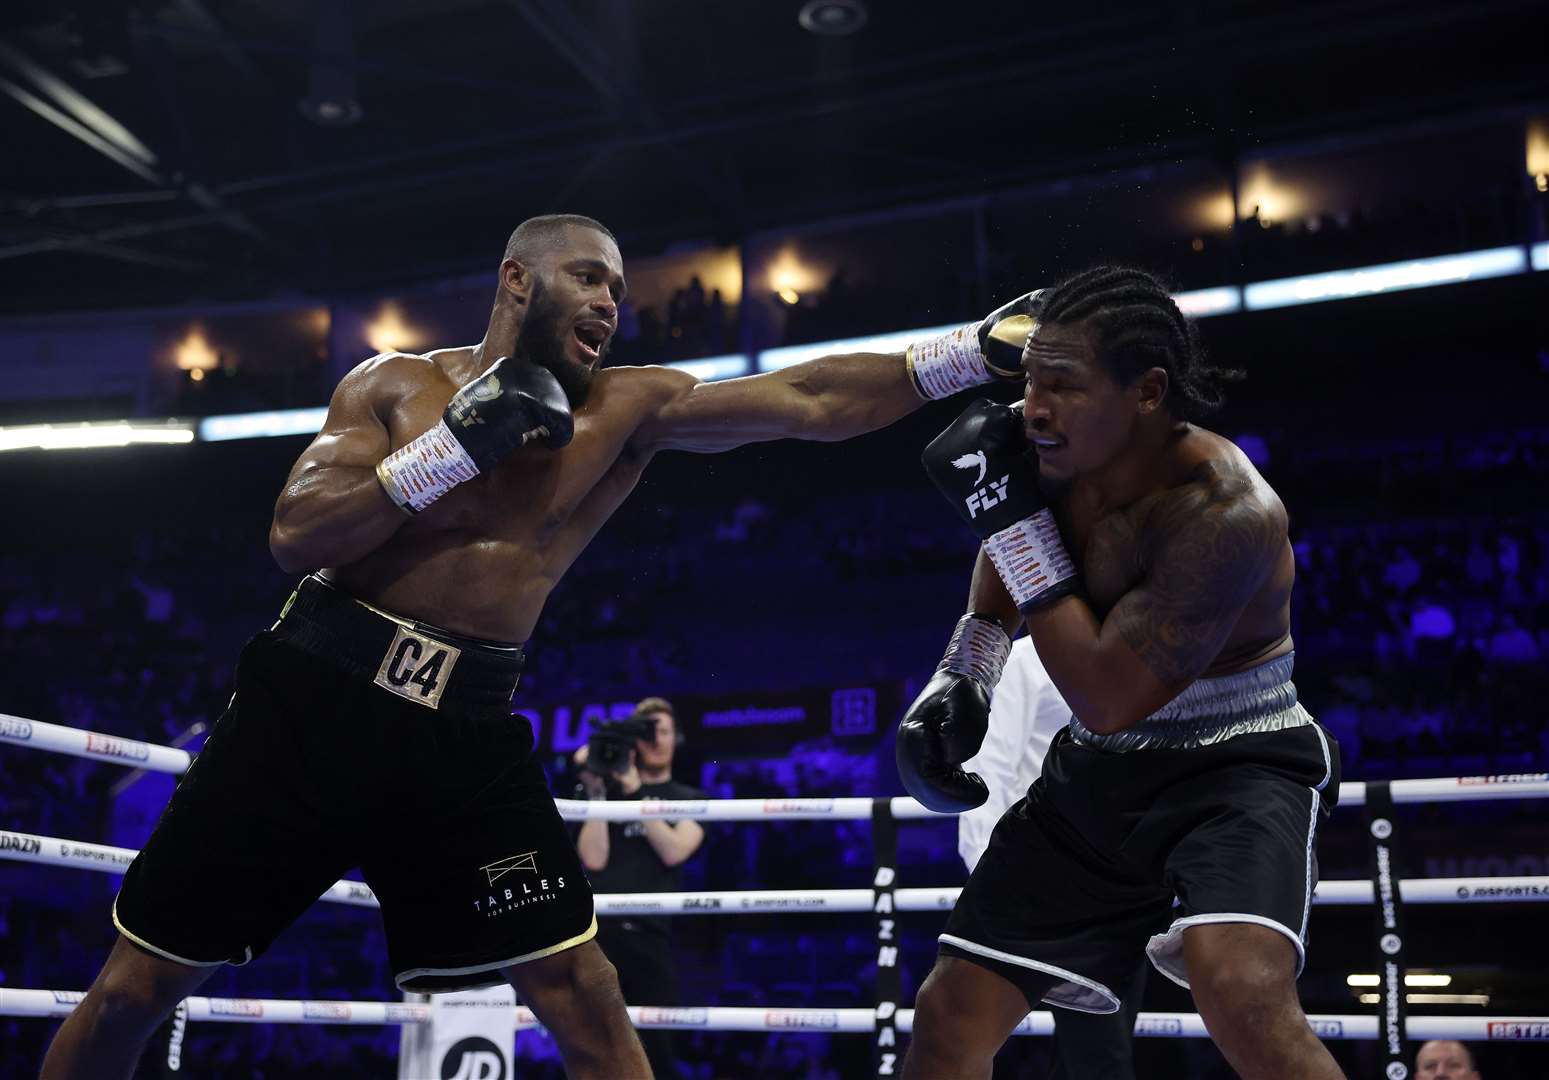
[1036,266,1242,421]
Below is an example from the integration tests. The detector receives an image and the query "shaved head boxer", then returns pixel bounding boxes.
[42,213,1041,1079]
[899,267,1345,1079]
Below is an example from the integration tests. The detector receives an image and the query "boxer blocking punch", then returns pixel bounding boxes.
[952,636,1150,1080]
[898,267,1345,1080]
[42,211,1042,1080]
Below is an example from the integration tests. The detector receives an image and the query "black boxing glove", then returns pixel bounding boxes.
[906,289,1047,400]
[896,615,1012,813]
[922,398,1079,613]
[376,356,573,513]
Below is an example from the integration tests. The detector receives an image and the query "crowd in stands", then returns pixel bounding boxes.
[167,361,332,419]
[119,172,1544,430]
[612,275,737,364]
[1236,186,1527,279]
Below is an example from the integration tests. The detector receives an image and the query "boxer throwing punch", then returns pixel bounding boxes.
[43,212,1040,1080]
[898,268,1343,1080]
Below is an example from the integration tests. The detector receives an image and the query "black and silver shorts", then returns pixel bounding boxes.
[941,653,1339,1012]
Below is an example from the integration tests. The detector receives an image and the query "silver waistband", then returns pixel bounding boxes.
[1068,652,1310,752]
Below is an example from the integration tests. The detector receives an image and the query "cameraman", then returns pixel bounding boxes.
[574,697,705,1080]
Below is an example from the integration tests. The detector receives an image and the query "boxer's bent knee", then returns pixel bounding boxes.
[1185,922,1306,1047]
[1184,923,1298,1013]
[92,939,210,1031]
[507,940,621,1005]
[42,938,214,1079]
[505,942,643,1076]
[908,956,1034,1073]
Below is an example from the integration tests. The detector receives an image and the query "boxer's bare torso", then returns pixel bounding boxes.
[270,225,925,644]
[1056,424,1294,683]
[314,347,691,641]
[1000,316,1297,730]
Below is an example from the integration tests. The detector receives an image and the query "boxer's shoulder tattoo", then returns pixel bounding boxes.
[1114,465,1284,684]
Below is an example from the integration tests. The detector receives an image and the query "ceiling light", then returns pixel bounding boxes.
[1357,993,1489,1006]
[0,421,194,453]
[1347,973,1453,988]
[798,0,868,36]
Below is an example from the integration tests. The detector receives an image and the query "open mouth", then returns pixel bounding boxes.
[572,322,609,362]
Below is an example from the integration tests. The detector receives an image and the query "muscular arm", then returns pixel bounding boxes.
[1015,483,1284,734]
[630,351,926,454]
[966,550,1024,637]
[267,356,418,574]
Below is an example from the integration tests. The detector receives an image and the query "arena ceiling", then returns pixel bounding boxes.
[1,0,1545,314]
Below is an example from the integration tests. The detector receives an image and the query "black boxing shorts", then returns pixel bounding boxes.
[940,653,1339,1012]
[113,574,595,992]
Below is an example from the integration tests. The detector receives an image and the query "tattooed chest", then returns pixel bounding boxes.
[1064,505,1148,619]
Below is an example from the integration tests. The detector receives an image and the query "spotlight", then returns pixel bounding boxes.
[798,0,868,36]
[300,94,362,127]
[365,303,421,353]
[173,326,220,373]
[299,0,363,127]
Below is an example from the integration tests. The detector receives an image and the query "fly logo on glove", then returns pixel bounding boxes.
[952,451,988,485]
[923,398,1079,614]
[965,476,1010,519]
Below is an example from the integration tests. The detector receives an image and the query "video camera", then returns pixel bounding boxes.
[583,711,658,776]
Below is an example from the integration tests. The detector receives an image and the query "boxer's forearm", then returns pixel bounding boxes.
[1022,593,1115,729]
[967,547,1024,636]
[1023,593,1182,735]
[637,352,927,453]
[577,820,610,872]
[779,351,925,441]
[269,463,409,574]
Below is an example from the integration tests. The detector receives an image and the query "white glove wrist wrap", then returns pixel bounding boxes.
[907,323,993,400]
[375,419,481,514]
[982,508,1078,611]
[938,614,1012,691]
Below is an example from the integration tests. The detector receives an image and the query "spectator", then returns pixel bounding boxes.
[1415,1039,1480,1079]
[1486,612,1540,666]
[1464,537,1495,585]
[574,697,707,1080]
[1383,546,1422,593]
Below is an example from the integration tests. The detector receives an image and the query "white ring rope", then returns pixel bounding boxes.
[4,829,1547,911]
[0,988,429,1025]
[5,712,1548,814]
[8,715,1548,1066]
[1,714,191,774]
[2,990,1546,1042]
